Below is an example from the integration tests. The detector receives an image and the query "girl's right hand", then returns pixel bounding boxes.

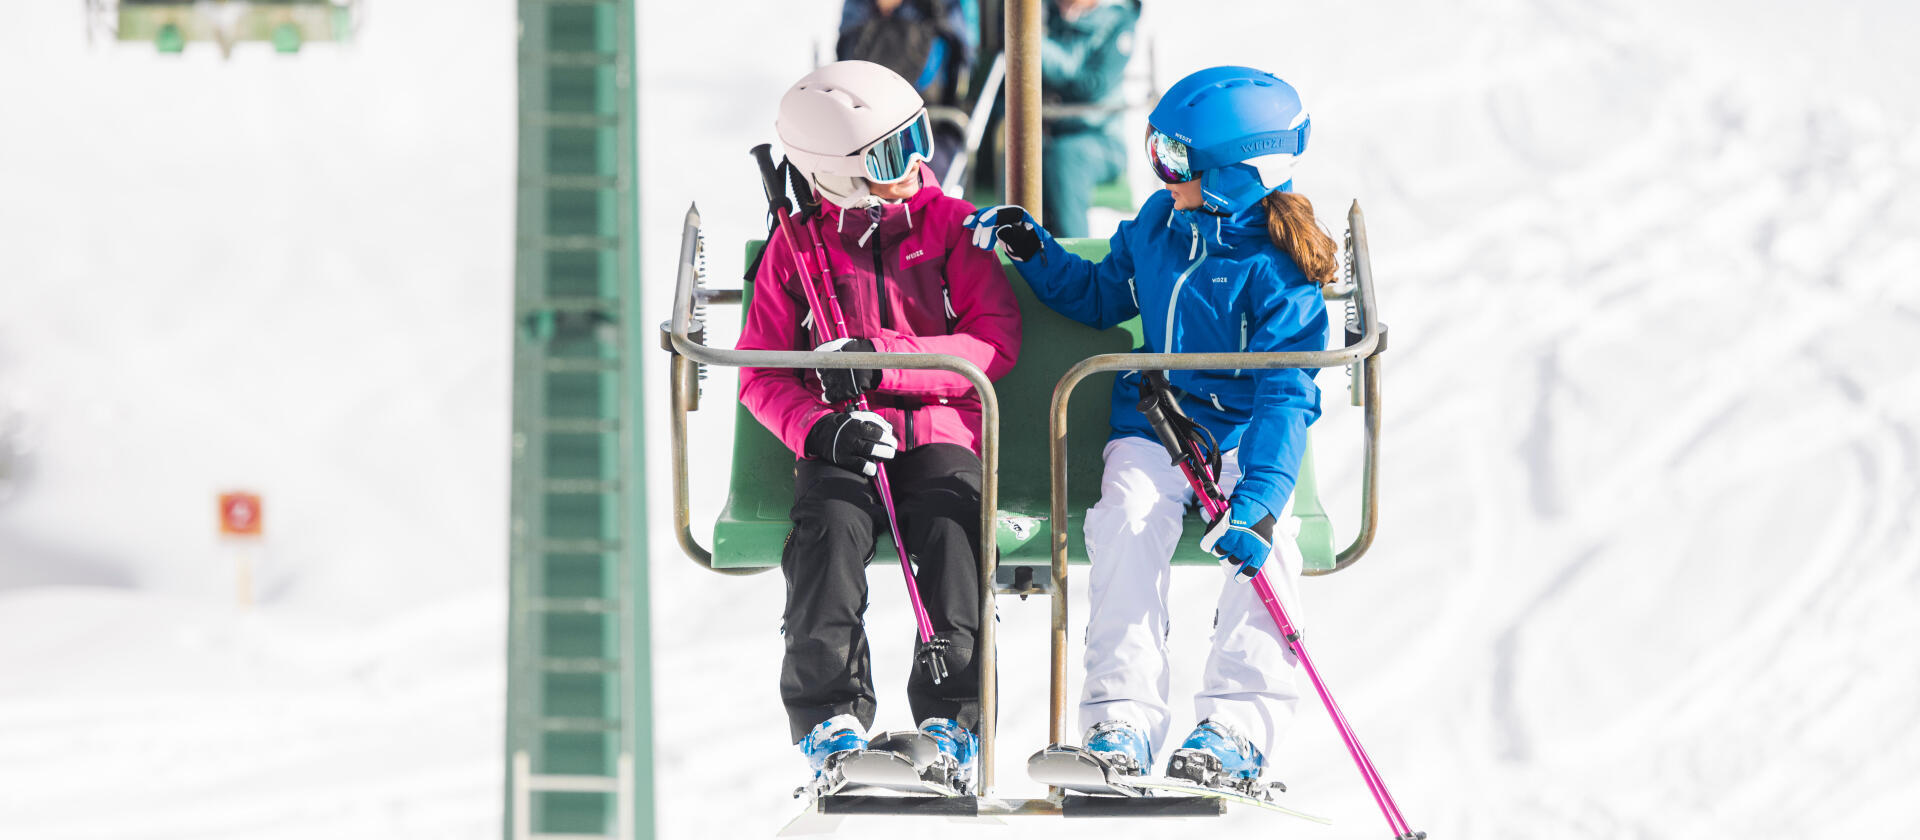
[961,205,1044,262]
[803,410,897,478]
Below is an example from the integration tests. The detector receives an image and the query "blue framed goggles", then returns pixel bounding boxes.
[1145,128,1197,184]
[1147,120,1312,186]
[861,110,935,183]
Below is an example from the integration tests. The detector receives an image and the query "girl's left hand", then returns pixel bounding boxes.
[1201,497,1276,580]
[961,205,1043,261]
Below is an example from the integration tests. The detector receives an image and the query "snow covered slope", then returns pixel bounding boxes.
[4,0,1919,838]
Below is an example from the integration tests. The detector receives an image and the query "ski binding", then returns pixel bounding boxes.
[793,730,968,801]
[1127,774,1330,824]
[1027,744,1149,796]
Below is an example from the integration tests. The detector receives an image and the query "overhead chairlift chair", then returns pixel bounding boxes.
[94,0,356,54]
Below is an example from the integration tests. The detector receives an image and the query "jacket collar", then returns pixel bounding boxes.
[1169,199,1269,253]
[810,161,942,247]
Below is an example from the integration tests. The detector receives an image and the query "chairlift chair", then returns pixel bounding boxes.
[88,0,358,55]
[662,199,1386,811]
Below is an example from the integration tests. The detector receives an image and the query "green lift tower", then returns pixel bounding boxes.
[506,1,651,838]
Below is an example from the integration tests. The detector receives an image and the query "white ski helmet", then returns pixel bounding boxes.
[776,60,934,201]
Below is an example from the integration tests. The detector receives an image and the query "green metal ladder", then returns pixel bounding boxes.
[507,1,651,838]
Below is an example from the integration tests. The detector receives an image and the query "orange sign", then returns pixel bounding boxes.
[219,492,263,537]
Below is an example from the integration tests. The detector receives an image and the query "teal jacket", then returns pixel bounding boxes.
[1042,0,1139,134]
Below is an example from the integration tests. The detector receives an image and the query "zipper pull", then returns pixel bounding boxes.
[1235,315,1247,377]
[1188,223,1199,261]
[857,205,882,248]
[943,287,956,320]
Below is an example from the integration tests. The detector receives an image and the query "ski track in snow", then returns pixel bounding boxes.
[5,0,1920,838]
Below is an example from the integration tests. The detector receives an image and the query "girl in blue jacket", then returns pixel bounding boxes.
[965,66,1334,789]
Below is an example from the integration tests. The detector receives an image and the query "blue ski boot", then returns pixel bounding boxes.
[1083,720,1152,777]
[1166,719,1265,793]
[799,713,868,789]
[917,717,978,793]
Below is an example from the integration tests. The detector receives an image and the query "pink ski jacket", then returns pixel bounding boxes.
[738,162,1022,458]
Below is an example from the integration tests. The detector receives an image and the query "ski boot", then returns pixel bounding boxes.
[1166,719,1265,796]
[796,713,868,798]
[917,717,978,794]
[1083,720,1152,777]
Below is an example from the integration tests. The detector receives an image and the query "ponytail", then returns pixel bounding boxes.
[1262,191,1337,286]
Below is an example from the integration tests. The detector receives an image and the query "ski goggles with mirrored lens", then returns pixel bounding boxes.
[1145,128,1198,184]
[860,110,936,183]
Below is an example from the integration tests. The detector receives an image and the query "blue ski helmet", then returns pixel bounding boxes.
[1146,66,1311,216]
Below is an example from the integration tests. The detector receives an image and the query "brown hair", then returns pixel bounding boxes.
[1262,191,1337,286]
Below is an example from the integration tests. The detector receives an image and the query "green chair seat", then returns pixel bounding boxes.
[712,239,1335,572]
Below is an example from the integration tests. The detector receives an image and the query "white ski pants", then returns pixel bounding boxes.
[1078,435,1305,762]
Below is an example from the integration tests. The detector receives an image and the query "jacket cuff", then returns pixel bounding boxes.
[1012,227,1066,284]
[794,408,836,458]
[1229,482,1283,524]
[868,333,903,392]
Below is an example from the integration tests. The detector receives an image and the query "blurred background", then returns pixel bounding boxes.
[2,1,1917,839]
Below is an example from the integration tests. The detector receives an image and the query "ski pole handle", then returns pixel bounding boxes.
[750,143,790,218]
[1136,373,1188,467]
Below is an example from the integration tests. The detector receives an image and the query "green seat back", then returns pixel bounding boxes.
[964,180,1134,216]
[1089,177,1133,213]
[711,240,1335,572]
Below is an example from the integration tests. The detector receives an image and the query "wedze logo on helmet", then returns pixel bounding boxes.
[1240,137,1290,155]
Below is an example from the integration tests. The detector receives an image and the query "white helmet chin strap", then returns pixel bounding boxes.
[1248,153,1296,189]
[810,173,882,210]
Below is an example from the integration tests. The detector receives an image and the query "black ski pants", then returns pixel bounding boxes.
[780,442,983,743]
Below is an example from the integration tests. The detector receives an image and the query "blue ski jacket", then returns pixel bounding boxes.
[1015,190,1328,519]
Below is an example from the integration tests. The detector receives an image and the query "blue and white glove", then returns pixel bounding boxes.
[960,205,1043,262]
[1200,497,1277,580]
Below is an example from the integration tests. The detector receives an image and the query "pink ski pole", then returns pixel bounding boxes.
[1143,372,1422,839]
[753,146,944,681]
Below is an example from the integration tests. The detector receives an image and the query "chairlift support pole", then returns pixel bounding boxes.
[508,1,650,837]
[1004,0,1043,218]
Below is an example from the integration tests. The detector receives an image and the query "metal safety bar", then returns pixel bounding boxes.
[1042,200,1386,747]
[662,205,1008,795]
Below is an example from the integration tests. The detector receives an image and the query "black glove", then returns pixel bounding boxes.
[813,337,881,403]
[962,205,1044,262]
[804,410,898,477]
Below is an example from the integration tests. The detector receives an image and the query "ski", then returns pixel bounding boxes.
[780,732,975,834]
[1127,775,1331,824]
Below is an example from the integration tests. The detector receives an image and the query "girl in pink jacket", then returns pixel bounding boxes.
[737,60,1021,792]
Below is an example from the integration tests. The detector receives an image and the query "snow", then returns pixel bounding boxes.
[4,1,1920,838]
